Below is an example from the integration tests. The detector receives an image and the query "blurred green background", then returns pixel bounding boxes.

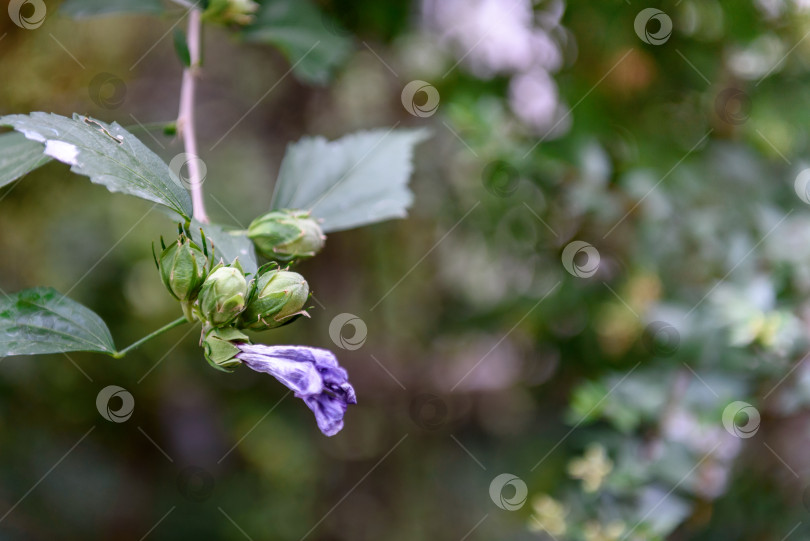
[3,0,810,539]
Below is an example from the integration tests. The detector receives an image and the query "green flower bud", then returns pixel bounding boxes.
[156,234,208,302]
[198,263,248,327]
[202,0,259,26]
[240,267,310,330]
[247,210,326,262]
[203,327,248,371]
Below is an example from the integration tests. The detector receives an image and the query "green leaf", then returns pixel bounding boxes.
[270,128,430,232]
[0,112,193,220]
[242,0,352,85]
[173,28,191,67]
[0,132,52,189]
[60,0,164,18]
[0,288,116,356]
[190,220,259,276]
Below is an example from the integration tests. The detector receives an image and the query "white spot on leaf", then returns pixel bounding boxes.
[20,129,46,143]
[44,140,79,165]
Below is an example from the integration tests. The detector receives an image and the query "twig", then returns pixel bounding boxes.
[113,317,189,358]
[177,8,209,223]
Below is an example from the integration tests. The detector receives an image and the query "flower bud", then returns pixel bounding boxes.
[241,268,309,330]
[198,263,248,326]
[247,210,326,262]
[203,327,249,371]
[202,0,259,26]
[156,234,208,302]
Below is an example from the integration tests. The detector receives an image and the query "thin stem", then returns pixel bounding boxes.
[177,8,209,223]
[113,316,189,358]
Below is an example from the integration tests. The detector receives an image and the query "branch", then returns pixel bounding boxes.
[113,316,189,358]
[177,8,209,223]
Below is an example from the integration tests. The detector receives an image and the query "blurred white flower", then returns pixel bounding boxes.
[754,0,810,17]
[437,231,540,307]
[583,520,626,541]
[567,443,614,492]
[663,408,741,499]
[755,0,786,19]
[726,33,786,80]
[710,276,802,354]
[664,410,742,461]
[528,494,567,536]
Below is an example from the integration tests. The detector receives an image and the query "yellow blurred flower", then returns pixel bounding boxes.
[567,443,613,493]
[528,494,567,536]
[583,520,626,541]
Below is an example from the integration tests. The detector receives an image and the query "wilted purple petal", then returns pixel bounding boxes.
[236,343,356,436]
[237,345,323,396]
[304,393,349,437]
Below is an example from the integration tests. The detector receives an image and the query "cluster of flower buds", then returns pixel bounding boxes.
[154,227,311,340]
[247,209,326,262]
[154,223,355,437]
[197,262,310,370]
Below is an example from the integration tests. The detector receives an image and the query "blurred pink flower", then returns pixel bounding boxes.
[423,0,570,133]
[508,68,560,130]
[424,0,563,77]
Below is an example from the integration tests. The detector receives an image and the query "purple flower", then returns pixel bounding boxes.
[236,344,356,436]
